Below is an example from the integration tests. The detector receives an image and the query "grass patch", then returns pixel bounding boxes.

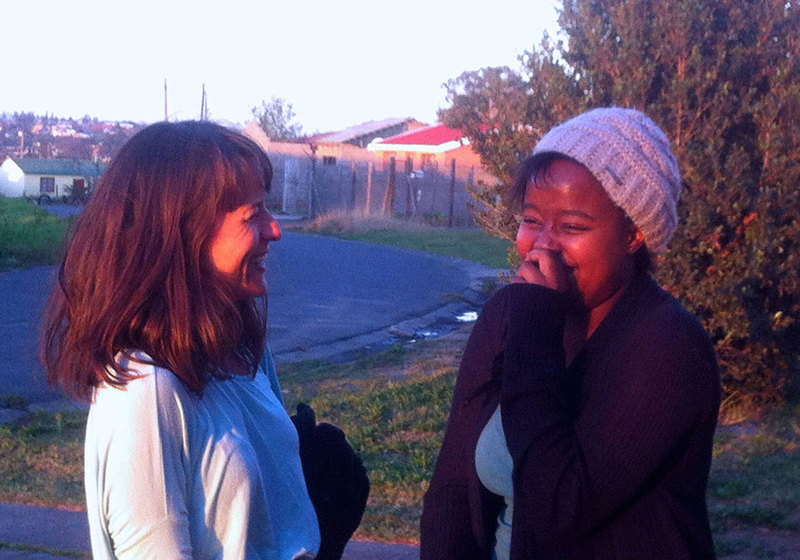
[341,228,511,269]
[0,197,70,270]
[278,342,410,406]
[710,407,800,555]
[298,210,512,269]
[0,410,85,508]
[291,336,463,542]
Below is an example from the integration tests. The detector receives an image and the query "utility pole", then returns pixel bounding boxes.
[200,83,208,120]
[164,79,168,121]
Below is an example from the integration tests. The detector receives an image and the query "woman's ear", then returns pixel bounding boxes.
[628,228,645,254]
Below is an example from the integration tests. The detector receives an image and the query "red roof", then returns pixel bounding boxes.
[377,123,464,146]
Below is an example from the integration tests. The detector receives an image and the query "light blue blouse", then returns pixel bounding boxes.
[84,349,320,560]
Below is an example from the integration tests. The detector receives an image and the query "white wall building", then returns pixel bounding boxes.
[0,157,103,200]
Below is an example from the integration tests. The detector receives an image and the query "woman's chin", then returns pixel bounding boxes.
[232,279,268,300]
[247,283,268,299]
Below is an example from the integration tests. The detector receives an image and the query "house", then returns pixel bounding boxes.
[0,157,103,201]
[366,123,493,183]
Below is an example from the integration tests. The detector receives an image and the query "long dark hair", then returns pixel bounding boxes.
[42,121,273,401]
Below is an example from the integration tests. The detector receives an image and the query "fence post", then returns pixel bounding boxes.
[365,161,374,215]
[350,162,357,212]
[382,156,396,217]
[309,144,318,218]
[448,158,456,228]
[404,158,413,221]
[283,158,297,214]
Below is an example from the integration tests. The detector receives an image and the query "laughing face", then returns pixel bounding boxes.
[207,180,281,300]
[515,158,644,325]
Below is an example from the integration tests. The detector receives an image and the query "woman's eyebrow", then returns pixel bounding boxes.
[523,203,596,220]
[560,209,596,220]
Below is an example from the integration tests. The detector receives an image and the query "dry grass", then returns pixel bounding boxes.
[296,210,436,235]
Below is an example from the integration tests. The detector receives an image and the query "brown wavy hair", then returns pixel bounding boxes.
[42,121,273,401]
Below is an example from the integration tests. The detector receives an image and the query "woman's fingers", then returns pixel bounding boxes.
[514,249,571,291]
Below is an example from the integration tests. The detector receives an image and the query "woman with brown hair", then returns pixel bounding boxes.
[42,121,339,559]
[421,108,720,559]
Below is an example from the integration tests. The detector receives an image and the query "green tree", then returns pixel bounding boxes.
[442,0,800,418]
[439,67,533,243]
[251,96,303,141]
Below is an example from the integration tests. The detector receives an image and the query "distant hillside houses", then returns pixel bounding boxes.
[0,157,104,202]
[49,123,90,138]
[0,112,141,161]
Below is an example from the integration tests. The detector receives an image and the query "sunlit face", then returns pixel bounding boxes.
[516,158,642,313]
[207,181,281,300]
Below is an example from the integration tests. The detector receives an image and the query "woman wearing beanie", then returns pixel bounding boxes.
[420,108,720,560]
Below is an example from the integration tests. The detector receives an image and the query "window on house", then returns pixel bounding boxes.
[322,156,336,166]
[39,177,55,193]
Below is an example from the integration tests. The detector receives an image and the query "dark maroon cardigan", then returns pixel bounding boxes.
[420,274,720,559]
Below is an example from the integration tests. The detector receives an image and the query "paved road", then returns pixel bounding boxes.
[0,230,488,401]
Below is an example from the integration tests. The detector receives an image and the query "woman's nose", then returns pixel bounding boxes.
[533,227,560,251]
[262,213,282,241]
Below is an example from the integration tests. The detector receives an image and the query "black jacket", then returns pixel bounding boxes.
[421,274,720,559]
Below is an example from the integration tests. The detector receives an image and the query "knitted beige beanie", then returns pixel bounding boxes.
[532,107,682,254]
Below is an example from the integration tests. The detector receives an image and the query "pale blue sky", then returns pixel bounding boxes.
[3,0,559,133]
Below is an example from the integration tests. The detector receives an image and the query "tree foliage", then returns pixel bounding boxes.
[441,0,800,418]
[439,67,535,243]
[251,96,303,141]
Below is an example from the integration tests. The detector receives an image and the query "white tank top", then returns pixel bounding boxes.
[475,404,514,560]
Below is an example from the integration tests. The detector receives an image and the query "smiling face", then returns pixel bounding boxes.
[207,179,282,300]
[516,158,643,321]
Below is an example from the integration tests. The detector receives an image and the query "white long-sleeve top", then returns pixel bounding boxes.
[84,349,320,560]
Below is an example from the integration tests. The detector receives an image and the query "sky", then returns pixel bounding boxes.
[2,0,560,134]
